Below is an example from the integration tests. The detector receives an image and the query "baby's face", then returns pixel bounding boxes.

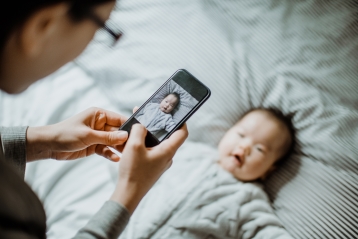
[218,110,290,181]
[160,94,178,114]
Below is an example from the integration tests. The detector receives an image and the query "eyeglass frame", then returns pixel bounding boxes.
[86,10,123,46]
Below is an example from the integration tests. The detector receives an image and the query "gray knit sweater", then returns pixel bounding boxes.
[0,126,130,239]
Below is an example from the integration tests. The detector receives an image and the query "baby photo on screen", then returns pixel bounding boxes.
[135,79,198,140]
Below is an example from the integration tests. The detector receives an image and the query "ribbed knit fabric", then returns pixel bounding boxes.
[74,200,130,239]
[0,126,28,177]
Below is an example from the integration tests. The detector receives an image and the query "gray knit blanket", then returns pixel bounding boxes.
[119,142,293,239]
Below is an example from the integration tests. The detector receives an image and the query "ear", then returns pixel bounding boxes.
[18,3,69,57]
[260,165,277,181]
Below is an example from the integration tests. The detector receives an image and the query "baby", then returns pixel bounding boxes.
[218,107,295,182]
[136,93,180,138]
[122,107,296,239]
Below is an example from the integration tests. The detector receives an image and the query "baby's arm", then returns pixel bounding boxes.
[239,184,294,239]
[165,117,176,132]
[136,103,156,125]
[136,104,149,118]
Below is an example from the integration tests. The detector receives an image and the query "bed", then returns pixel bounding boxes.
[0,0,357,238]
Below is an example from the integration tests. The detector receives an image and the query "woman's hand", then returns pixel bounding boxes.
[110,123,188,214]
[26,107,129,162]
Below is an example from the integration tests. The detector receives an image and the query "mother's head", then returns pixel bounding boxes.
[0,0,116,93]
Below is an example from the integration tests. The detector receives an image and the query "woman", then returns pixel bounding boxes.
[0,0,188,238]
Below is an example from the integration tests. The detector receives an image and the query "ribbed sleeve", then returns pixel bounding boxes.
[0,126,28,177]
[73,201,130,239]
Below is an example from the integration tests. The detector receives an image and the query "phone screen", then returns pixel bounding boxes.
[120,69,210,147]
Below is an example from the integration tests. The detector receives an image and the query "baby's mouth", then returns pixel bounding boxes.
[233,154,243,166]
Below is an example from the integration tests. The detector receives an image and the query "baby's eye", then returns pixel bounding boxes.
[256,147,264,153]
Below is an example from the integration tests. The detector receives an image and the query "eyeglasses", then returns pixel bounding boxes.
[86,11,123,46]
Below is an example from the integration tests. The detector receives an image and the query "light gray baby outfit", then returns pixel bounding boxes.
[136,103,176,135]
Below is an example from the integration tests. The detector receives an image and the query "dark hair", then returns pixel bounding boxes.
[240,107,296,164]
[0,0,114,54]
[168,92,180,109]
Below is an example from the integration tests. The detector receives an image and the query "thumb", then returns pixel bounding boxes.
[126,124,147,147]
[90,130,128,146]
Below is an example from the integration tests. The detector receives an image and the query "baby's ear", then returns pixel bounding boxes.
[260,165,277,181]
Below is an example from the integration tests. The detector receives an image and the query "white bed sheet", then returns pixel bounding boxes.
[0,0,357,238]
[74,0,358,237]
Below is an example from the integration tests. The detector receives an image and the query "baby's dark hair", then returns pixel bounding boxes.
[240,107,296,164]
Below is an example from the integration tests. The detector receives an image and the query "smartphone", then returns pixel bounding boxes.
[119,69,211,147]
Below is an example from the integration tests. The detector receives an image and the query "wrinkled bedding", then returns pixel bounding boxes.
[0,0,357,238]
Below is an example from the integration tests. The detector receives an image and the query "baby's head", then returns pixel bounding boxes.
[218,108,295,182]
[160,93,180,114]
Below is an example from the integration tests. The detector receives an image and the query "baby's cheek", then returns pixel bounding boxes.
[249,157,267,173]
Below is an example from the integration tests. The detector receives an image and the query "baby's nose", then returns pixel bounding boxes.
[239,143,251,155]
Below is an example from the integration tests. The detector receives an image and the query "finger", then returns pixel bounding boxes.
[104,125,120,131]
[113,144,125,153]
[160,123,188,151]
[125,124,147,149]
[96,145,121,162]
[149,124,188,159]
[97,108,129,127]
[91,108,128,131]
[132,106,139,114]
[90,130,128,146]
[166,159,173,171]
